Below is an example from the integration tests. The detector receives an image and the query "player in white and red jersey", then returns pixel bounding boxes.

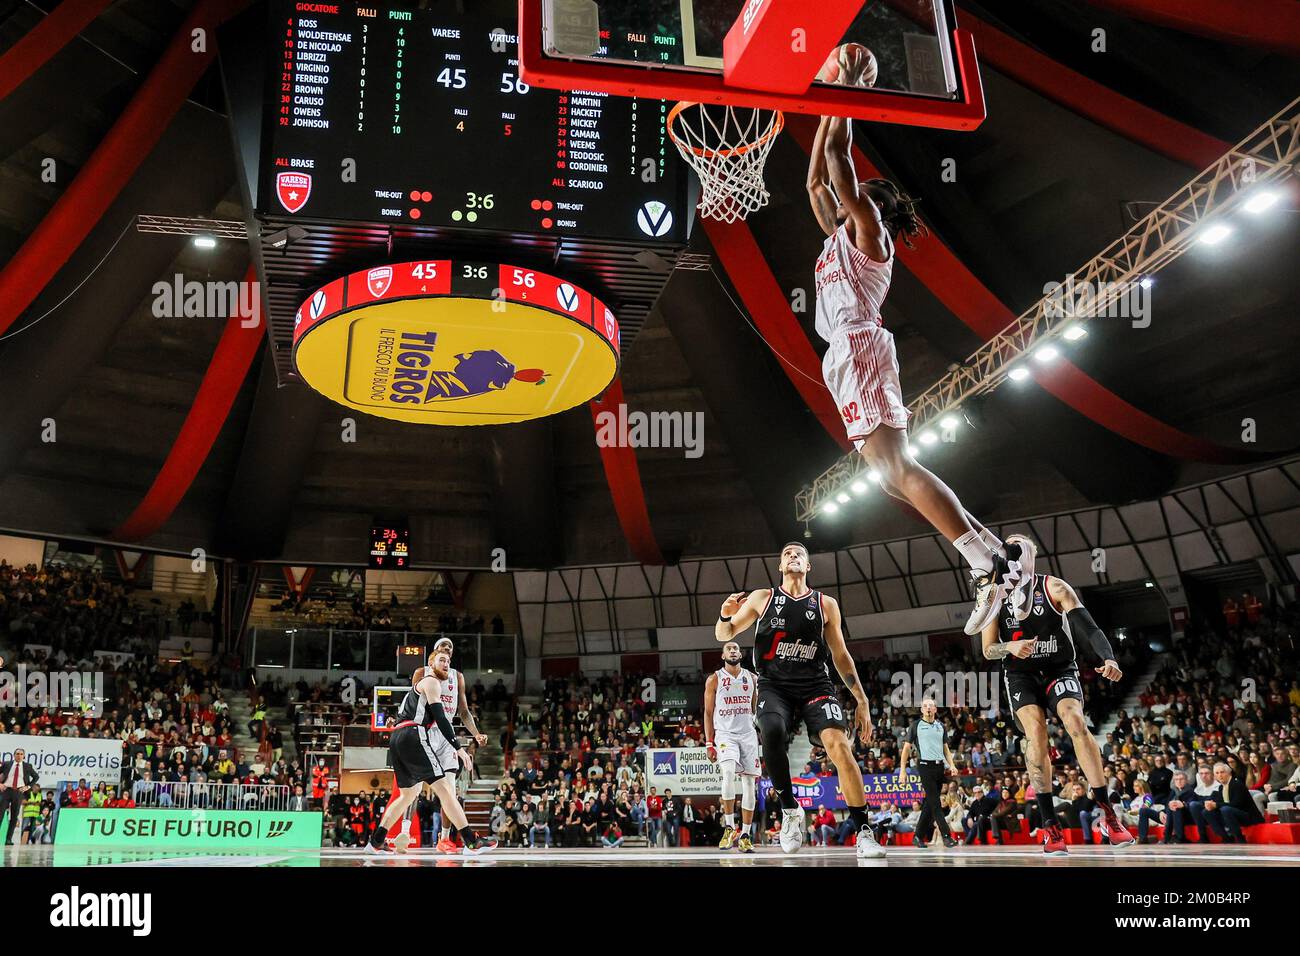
[806,44,1026,638]
[704,641,760,852]
[422,637,488,854]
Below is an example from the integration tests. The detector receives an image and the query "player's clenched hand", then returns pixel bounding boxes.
[706,743,718,762]
[474,733,488,747]
[856,708,873,745]
[720,592,748,617]
[1008,639,1038,659]
[1096,660,1123,682]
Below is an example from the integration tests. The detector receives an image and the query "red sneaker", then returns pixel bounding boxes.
[1042,824,1068,856]
[435,837,459,854]
[1100,813,1136,847]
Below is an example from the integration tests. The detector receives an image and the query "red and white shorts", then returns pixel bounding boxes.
[822,324,909,449]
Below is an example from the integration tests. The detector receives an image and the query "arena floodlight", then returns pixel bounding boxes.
[1138,275,1155,289]
[822,501,839,515]
[1008,366,1031,382]
[1034,345,1060,363]
[1243,189,1281,214]
[867,469,881,483]
[1063,324,1087,341]
[939,415,960,431]
[836,492,851,504]
[919,430,938,445]
[850,480,868,495]
[1197,222,1233,245]
[193,236,217,249]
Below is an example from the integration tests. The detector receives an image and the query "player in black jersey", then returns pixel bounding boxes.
[366,657,496,856]
[982,534,1134,855]
[716,542,884,859]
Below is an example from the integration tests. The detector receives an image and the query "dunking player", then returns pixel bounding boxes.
[704,640,759,853]
[717,543,885,859]
[982,533,1134,854]
[807,44,1023,635]
[426,637,489,854]
[367,663,495,856]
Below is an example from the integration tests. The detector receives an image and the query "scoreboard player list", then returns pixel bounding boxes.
[263,1,686,243]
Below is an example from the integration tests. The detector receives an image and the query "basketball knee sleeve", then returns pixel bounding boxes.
[740,774,756,812]
[756,713,795,807]
[720,762,738,802]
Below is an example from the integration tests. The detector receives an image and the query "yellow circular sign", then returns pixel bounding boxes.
[292,261,620,425]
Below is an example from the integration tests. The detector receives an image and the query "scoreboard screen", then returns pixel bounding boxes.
[261,0,687,242]
[369,523,410,568]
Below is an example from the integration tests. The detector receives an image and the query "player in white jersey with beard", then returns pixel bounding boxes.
[420,637,489,854]
[806,44,1026,637]
[704,640,760,852]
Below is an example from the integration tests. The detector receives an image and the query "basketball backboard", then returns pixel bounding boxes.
[519,0,985,130]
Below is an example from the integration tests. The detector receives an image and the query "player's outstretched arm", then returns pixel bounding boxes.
[716,590,767,642]
[821,594,872,742]
[1046,576,1121,680]
[456,670,487,746]
[822,115,891,263]
[806,115,839,237]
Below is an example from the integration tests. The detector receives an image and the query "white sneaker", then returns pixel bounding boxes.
[856,825,886,860]
[779,809,804,854]
[964,552,1021,635]
[390,831,412,854]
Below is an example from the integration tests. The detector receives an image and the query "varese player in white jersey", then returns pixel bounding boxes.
[806,44,1026,637]
[704,641,760,852]
[427,637,489,854]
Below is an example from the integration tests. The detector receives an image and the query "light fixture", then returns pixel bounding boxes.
[939,415,960,431]
[919,431,938,445]
[1008,366,1030,382]
[1144,581,1155,588]
[1034,345,1060,363]
[193,236,217,249]
[1063,325,1087,341]
[1138,276,1155,289]
[836,492,851,504]
[1197,222,1232,245]
[1243,190,1280,215]
[850,480,868,495]
[907,444,920,456]
[822,501,839,516]
[866,469,881,483]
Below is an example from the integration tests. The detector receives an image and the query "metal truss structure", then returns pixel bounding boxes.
[517,459,1300,657]
[796,96,1300,522]
[135,215,249,239]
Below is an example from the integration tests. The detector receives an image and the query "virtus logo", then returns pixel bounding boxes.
[49,886,152,936]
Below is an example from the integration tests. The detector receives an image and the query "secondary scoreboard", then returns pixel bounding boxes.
[261,0,687,242]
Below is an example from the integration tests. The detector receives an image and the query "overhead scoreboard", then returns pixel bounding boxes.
[261,0,688,242]
[368,523,410,568]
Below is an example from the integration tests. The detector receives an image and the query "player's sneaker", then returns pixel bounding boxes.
[963,552,1021,635]
[855,825,886,860]
[737,833,755,854]
[1042,824,1068,856]
[718,826,738,850]
[911,836,928,849]
[390,831,412,854]
[435,837,459,854]
[1100,813,1136,847]
[462,835,498,857]
[942,835,958,848]
[778,809,804,854]
[364,841,393,855]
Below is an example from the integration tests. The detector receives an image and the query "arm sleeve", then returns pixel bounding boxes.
[1066,607,1115,662]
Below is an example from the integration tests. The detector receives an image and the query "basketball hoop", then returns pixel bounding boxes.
[668,102,785,223]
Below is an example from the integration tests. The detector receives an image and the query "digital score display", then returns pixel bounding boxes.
[369,523,410,568]
[261,0,687,242]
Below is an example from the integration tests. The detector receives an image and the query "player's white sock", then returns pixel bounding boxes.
[978,529,1004,557]
[725,813,735,829]
[954,530,994,573]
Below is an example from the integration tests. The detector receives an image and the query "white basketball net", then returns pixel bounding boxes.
[668,103,785,223]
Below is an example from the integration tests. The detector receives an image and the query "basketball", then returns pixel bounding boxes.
[821,42,878,88]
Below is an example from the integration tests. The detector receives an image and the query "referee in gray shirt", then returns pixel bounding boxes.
[897,697,957,848]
